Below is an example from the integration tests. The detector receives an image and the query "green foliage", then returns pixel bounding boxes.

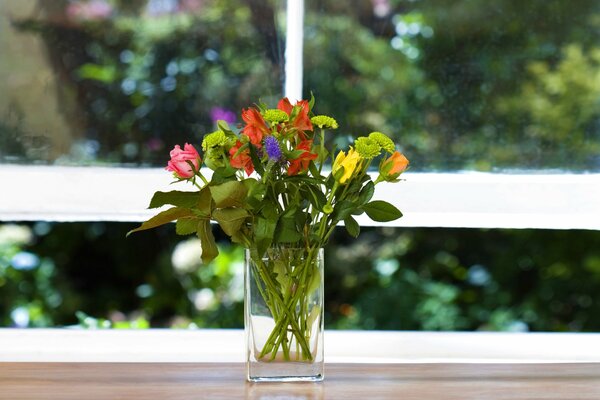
[362,201,403,222]
[2,222,600,332]
[148,191,200,209]
[304,0,600,171]
[13,0,281,164]
[496,44,600,167]
[325,227,600,332]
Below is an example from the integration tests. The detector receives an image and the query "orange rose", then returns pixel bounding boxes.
[379,151,409,182]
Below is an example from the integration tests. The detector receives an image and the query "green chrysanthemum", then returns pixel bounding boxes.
[262,109,288,124]
[369,132,396,153]
[202,130,228,151]
[354,137,382,158]
[311,115,339,129]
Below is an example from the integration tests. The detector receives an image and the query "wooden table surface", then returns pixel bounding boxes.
[1,362,599,400]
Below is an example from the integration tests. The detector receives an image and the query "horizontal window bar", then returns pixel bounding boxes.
[1,166,599,230]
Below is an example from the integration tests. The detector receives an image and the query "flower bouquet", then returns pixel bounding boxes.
[129,95,408,381]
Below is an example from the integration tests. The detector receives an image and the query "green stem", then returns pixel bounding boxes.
[253,255,313,360]
[197,172,209,185]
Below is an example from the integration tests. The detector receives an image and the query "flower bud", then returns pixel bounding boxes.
[379,151,409,182]
[165,143,201,179]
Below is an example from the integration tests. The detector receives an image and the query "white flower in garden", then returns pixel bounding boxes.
[0,224,33,246]
[193,288,215,311]
[171,238,203,273]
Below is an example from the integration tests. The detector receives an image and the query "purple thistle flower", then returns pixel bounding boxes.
[210,107,236,125]
[264,136,283,162]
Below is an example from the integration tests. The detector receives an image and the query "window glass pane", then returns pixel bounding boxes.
[1,222,599,331]
[1,0,284,166]
[305,1,600,171]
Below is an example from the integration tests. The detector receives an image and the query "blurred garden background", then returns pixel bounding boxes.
[1,0,599,330]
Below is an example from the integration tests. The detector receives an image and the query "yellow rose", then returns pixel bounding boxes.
[333,147,362,184]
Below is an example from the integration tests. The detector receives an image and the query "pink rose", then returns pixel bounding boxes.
[165,143,201,179]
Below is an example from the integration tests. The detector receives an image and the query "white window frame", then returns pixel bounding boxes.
[1,166,599,230]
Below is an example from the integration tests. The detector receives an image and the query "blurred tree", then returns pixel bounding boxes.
[304,0,600,170]
[14,0,283,164]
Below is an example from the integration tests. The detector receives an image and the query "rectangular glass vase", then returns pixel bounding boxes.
[245,247,324,382]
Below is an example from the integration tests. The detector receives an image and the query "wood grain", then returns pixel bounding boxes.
[1,363,599,400]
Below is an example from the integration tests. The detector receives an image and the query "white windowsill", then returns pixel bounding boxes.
[1,166,599,229]
[1,329,599,363]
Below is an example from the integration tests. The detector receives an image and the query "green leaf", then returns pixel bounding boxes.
[306,262,321,295]
[148,191,200,209]
[213,208,249,236]
[176,218,198,235]
[197,186,213,216]
[303,185,327,212]
[309,161,320,179]
[273,259,291,292]
[308,91,316,111]
[331,200,356,222]
[217,120,233,134]
[362,200,403,222]
[127,207,192,236]
[197,220,218,264]
[209,181,248,208]
[343,216,360,238]
[358,181,375,205]
[287,149,306,159]
[248,143,265,176]
[244,179,266,210]
[275,215,303,243]
[210,166,237,185]
[255,217,277,257]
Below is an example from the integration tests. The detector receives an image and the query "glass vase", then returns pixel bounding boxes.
[245,247,324,382]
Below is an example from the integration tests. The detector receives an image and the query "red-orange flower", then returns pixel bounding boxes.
[241,108,269,145]
[277,97,313,138]
[229,140,254,176]
[287,140,317,176]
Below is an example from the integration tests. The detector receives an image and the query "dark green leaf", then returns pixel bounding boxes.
[303,186,327,212]
[362,200,403,222]
[210,166,237,185]
[331,200,357,222]
[344,216,360,238]
[197,220,218,264]
[358,181,375,205]
[148,191,200,209]
[275,218,303,243]
[127,207,191,237]
[255,217,277,257]
[308,161,320,179]
[248,143,265,176]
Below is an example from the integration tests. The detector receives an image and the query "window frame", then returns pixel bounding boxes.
[1,165,599,230]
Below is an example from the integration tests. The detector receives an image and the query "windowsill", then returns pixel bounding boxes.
[1,165,600,229]
[1,329,599,363]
